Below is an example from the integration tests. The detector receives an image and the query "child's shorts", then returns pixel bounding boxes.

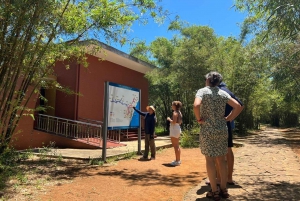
[169,124,181,138]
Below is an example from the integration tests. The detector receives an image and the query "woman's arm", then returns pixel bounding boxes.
[133,107,146,117]
[167,111,178,125]
[226,98,243,122]
[193,97,204,124]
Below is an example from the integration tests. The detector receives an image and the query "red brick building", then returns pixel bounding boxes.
[11,40,155,150]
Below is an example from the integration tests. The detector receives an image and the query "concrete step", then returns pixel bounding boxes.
[121,135,158,141]
[76,138,126,149]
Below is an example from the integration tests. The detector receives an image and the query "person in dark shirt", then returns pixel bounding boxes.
[194,72,243,200]
[133,105,157,160]
[219,82,244,185]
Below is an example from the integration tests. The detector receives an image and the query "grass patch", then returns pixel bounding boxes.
[0,144,88,200]
[89,158,105,166]
[155,126,168,136]
[123,149,137,159]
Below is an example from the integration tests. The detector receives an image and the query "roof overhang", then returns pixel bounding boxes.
[80,40,156,74]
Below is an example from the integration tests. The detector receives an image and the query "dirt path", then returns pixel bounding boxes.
[6,127,300,201]
[36,148,208,201]
[184,127,300,201]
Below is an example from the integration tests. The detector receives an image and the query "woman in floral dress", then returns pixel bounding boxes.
[193,72,243,201]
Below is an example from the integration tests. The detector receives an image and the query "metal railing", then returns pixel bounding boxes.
[35,114,102,146]
[107,130,121,142]
[79,117,121,142]
[78,117,103,125]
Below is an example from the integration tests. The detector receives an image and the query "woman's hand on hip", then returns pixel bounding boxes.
[197,119,205,124]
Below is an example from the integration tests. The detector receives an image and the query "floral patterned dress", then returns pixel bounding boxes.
[195,86,231,157]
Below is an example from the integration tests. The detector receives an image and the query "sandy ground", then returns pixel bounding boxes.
[5,127,300,201]
[36,147,208,201]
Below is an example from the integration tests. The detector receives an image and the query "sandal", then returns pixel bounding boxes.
[220,188,230,199]
[206,189,221,201]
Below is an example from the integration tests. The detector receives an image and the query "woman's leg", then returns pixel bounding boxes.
[149,138,156,159]
[216,154,228,190]
[205,156,218,192]
[171,137,180,161]
[215,158,223,184]
[144,134,150,158]
[227,147,234,183]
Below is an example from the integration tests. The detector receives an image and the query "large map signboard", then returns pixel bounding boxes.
[107,82,140,130]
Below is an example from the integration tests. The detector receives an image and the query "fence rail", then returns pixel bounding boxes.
[35,114,103,146]
[79,117,126,141]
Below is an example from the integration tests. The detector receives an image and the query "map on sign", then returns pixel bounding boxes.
[107,82,140,129]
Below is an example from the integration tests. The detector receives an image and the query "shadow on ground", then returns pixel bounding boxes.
[0,158,94,200]
[227,181,300,201]
[193,181,300,201]
[234,128,300,148]
[96,168,201,187]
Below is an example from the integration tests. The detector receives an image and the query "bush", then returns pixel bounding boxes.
[0,148,32,166]
[180,128,199,148]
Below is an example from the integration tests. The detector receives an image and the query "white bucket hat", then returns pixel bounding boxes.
[146,105,156,112]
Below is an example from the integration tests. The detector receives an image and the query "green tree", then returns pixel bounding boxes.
[131,25,219,129]
[209,36,269,132]
[0,0,167,153]
[235,0,300,127]
[265,38,300,126]
[235,0,300,41]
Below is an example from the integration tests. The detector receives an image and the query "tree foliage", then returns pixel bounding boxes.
[235,0,300,41]
[132,21,300,133]
[131,25,225,131]
[235,0,300,127]
[0,0,167,152]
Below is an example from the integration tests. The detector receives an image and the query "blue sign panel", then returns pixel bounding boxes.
[107,82,140,130]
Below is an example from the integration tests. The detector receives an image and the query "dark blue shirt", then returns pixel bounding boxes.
[219,82,243,130]
[133,108,156,135]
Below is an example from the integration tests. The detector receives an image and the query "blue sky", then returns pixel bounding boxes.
[112,0,247,53]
